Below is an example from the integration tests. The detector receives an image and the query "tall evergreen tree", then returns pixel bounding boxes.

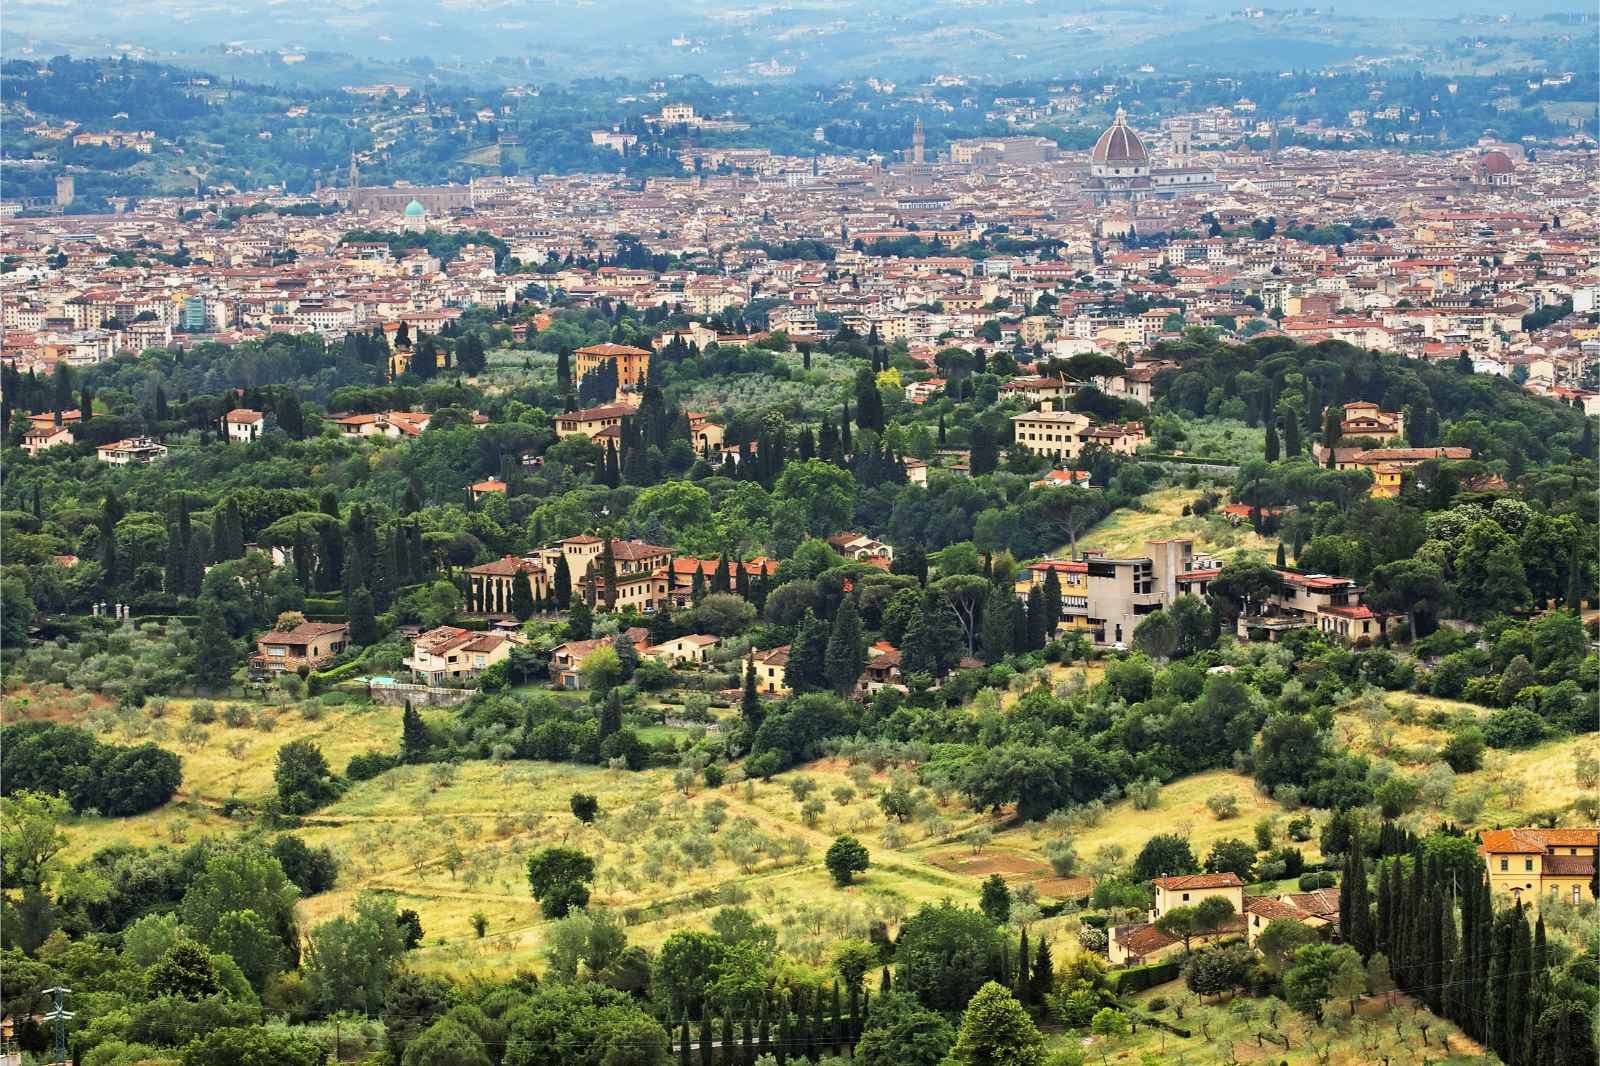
[741,657,765,736]
[191,599,237,690]
[348,588,378,645]
[553,553,573,609]
[1031,936,1053,1004]
[787,609,829,693]
[1041,568,1062,633]
[510,574,534,621]
[824,595,866,695]
[979,583,1015,663]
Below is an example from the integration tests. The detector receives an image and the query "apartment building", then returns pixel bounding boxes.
[1020,538,1210,647]
[574,342,652,389]
[1011,402,1145,461]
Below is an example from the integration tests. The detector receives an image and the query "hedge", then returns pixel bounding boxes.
[1104,960,1181,995]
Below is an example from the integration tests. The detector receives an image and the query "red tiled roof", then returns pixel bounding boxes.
[1153,872,1244,890]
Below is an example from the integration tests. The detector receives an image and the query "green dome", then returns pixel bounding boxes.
[403,199,426,216]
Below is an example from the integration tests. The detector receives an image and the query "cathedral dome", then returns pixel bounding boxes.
[403,199,427,217]
[1477,150,1514,175]
[1091,108,1150,166]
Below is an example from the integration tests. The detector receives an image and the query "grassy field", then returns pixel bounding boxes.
[1071,487,1281,564]
[29,659,1593,981]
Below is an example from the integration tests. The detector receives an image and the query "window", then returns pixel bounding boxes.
[1182,893,1190,902]
[1576,886,1583,905]
[1499,858,1508,872]
[1525,859,1534,872]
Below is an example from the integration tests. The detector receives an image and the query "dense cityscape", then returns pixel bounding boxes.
[0,19,1597,1066]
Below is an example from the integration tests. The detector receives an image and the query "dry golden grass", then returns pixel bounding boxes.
[1071,487,1281,563]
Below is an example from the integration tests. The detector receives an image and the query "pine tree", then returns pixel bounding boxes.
[824,595,866,695]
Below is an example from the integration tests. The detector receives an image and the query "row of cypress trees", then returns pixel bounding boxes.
[1342,835,1595,1066]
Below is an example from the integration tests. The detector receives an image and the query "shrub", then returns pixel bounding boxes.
[1298,872,1336,891]
[1483,707,1548,749]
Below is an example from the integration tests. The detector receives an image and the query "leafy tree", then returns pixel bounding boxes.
[181,1026,325,1066]
[854,990,954,1066]
[274,739,340,815]
[825,835,870,886]
[180,844,299,954]
[146,939,221,1000]
[1283,943,1364,1022]
[1204,838,1257,881]
[570,792,600,823]
[1256,917,1321,975]
[527,847,596,918]
[304,892,408,1015]
[948,981,1044,1066]
[895,902,1003,1011]
[0,791,69,893]
[400,1011,492,1062]
[1132,834,1198,882]
[1182,942,1256,999]
[270,834,338,896]
[979,874,1011,925]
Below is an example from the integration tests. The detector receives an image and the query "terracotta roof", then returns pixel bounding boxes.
[1279,890,1340,919]
[1244,896,1305,921]
[223,408,264,423]
[1481,828,1600,855]
[466,555,536,576]
[755,645,790,666]
[576,342,651,357]
[1153,872,1245,890]
[1113,922,1178,957]
[258,622,348,645]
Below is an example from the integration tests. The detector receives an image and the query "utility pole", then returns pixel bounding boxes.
[42,985,72,1066]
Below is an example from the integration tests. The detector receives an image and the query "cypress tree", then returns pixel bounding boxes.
[848,983,861,1043]
[722,1014,734,1065]
[1016,928,1031,1002]
[775,994,788,1066]
[830,982,842,1055]
[679,1019,691,1066]
[1041,568,1062,631]
[1456,872,1476,1032]
[811,986,825,1058]
[998,938,1011,989]
[1424,871,1444,1011]
[348,588,378,646]
[1375,857,1393,960]
[880,967,892,994]
[758,998,771,1058]
[1032,936,1053,1003]
[824,594,866,695]
[1439,895,1460,1027]
[554,553,573,609]
[1472,876,1495,1042]
[1485,908,1515,1057]
[699,1013,713,1066]
[510,574,534,621]
[1264,424,1280,461]
[1507,904,1532,1059]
